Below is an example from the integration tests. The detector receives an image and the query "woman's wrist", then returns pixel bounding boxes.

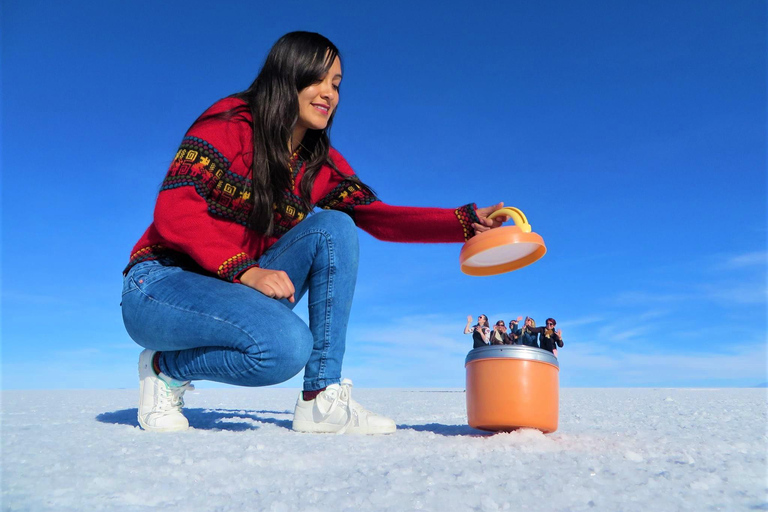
[239,267,262,288]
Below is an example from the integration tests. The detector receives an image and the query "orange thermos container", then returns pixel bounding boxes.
[465,345,560,433]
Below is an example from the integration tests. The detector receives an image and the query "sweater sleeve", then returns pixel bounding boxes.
[152,100,260,282]
[316,148,481,243]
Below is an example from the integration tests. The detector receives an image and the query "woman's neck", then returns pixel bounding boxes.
[291,125,307,153]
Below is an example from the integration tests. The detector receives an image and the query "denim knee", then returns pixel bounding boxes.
[239,320,314,387]
[312,210,359,262]
[314,209,356,233]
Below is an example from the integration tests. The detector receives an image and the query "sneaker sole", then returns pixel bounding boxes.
[292,420,396,435]
[137,415,189,432]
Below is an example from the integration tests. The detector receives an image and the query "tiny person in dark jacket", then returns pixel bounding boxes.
[538,318,564,355]
[508,316,523,344]
[465,315,491,348]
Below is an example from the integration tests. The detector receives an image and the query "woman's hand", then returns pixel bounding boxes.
[464,315,474,334]
[472,202,509,234]
[239,267,296,303]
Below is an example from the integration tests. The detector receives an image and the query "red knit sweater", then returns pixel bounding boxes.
[126,97,481,282]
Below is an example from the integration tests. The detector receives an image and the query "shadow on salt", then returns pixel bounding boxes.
[96,408,293,431]
[397,423,492,436]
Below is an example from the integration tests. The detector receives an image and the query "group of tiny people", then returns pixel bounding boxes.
[464,315,564,356]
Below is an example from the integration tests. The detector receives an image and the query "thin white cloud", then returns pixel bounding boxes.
[563,340,767,384]
[700,283,768,305]
[636,309,672,321]
[595,325,651,343]
[720,251,768,269]
[612,283,767,306]
[612,291,691,304]
[552,315,604,329]
[610,249,767,308]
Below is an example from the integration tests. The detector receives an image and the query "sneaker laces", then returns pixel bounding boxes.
[157,380,195,413]
[326,379,368,435]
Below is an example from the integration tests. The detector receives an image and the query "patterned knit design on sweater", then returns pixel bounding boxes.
[316,178,378,216]
[161,136,253,226]
[273,158,311,237]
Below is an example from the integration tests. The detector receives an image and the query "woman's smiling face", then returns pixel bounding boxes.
[296,56,341,132]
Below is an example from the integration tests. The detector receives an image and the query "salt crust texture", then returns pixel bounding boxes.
[2,388,766,511]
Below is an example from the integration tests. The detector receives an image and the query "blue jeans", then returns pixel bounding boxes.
[121,210,359,391]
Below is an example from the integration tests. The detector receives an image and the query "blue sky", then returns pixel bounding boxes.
[2,0,765,389]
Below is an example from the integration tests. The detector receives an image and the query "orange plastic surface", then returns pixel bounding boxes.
[459,225,547,276]
[465,357,559,433]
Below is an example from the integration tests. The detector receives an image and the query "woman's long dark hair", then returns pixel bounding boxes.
[194,31,374,236]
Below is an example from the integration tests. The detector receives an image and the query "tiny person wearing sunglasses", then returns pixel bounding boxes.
[540,318,564,354]
[465,314,491,348]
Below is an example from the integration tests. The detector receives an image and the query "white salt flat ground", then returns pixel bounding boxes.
[2,388,766,512]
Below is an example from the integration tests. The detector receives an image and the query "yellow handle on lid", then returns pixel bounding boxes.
[487,207,532,233]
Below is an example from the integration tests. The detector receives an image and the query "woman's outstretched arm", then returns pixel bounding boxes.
[315,149,509,244]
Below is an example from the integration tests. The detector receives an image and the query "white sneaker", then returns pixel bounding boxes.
[292,378,396,434]
[138,349,194,432]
